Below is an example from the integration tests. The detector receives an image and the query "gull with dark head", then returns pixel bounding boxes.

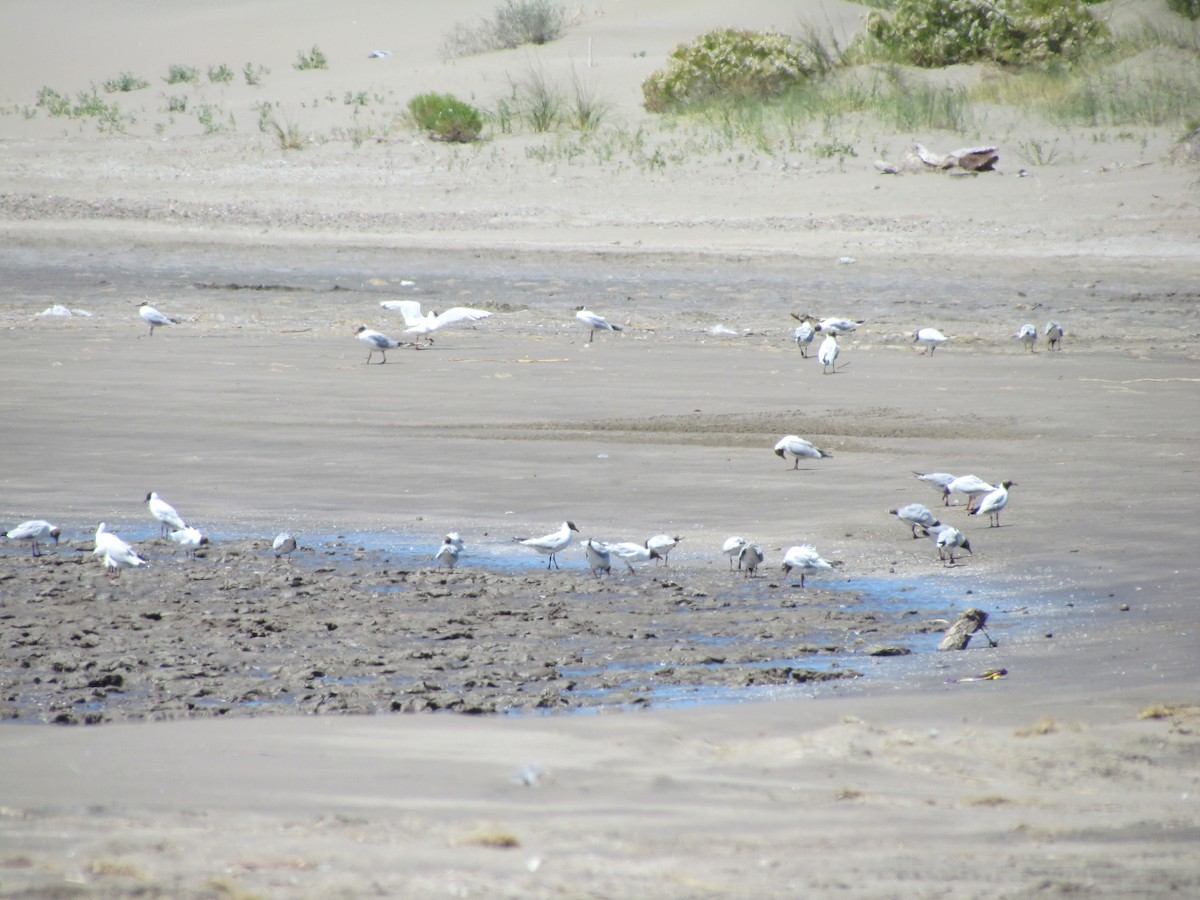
[645,533,682,565]
[168,526,209,558]
[146,491,187,537]
[380,300,492,348]
[606,541,662,573]
[913,328,947,355]
[889,503,942,539]
[4,520,61,557]
[514,521,579,569]
[913,471,956,506]
[780,544,836,588]
[972,480,1016,527]
[139,303,179,337]
[582,538,612,578]
[774,435,832,469]
[574,307,623,343]
[946,475,995,512]
[936,526,972,566]
[354,325,403,364]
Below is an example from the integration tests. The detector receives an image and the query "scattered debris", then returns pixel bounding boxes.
[945,668,1007,684]
[937,608,997,650]
[39,304,93,318]
[876,144,1000,175]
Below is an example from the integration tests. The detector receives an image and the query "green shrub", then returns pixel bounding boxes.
[408,93,484,142]
[103,72,149,93]
[208,64,234,84]
[443,0,566,57]
[164,64,200,85]
[243,62,269,86]
[1167,0,1199,19]
[294,45,328,71]
[35,87,71,116]
[863,0,1108,67]
[642,29,818,112]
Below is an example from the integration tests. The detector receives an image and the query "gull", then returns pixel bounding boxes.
[381,300,492,348]
[582,538,612,578]
[796,314,863,335]
[4,520,61,557]
[738,543,765,577]
[793,321,815,357]
[946,475,994,512]
[606,541,662,573]
[913,471,956,506]
[146,491,187,536]
[354,325,403,364]
[93,523,145,577]
[1014,323,1037,352]
[575,307,622,343]
[435,534,461,570]
[168,526,209,558]
[889,503,942,539]
[513,521,578,569]
[722,536,748,569]
[774,435,832,469]
[1045,321,1064,351]
[972,480,1016,527]
[818,333,840,374]
[139,303,179,337]
[645,533,682,565]
[780,544,835,588]
[272,532,298,559]
[913,328,948,355]
[935,526,972,566]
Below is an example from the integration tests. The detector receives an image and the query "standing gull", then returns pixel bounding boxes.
[738,543,765,577]
[272,533,298,559]
[774,435,832,469]
[1045,322,1064,350]
[913,471,956,506]
[4,520,61,557]
[936,526,972,566]
[780,544,835,588]
[146,491,187,537]
[139,303,179,337]
[913,328,948,355]
[513,521,579,569]
[168,526,209,558]
[605,541,662,573]
[355,325,403,364]
[722,536,748,570]
[818,332,840,374]
[793,320,815,357]
[946,474,994,512]
[93,523,145,577]
[435,534,462,570]
[1014,323,1038,352]
[574,307,623,343]
[645,534,682,565]
[972,480,1016,527]
[582,538,612,579]
[888,503,942,539]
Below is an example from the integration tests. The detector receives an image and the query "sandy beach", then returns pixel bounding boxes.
[2,1,1199,896]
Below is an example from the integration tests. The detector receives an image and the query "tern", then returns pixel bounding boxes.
[936,526,972,566]
[793,321,815,357]
[889,503,942,539]
[355,325,403,364]
[774,435,832,469]
[380,300,492,348]
[168,526,209,558]
[582,538,612,578]
[972,480,1016,527]
[722,536,748,569]
[946,475,995,512]
[513,521,578,569]
[818,333,840,374]
[1014,323,1037,352]
[272,533,298,559]
[139,303,179,337]
[645,533,682,565]
[606,541,662,573]
[4,520,61,557]
[913,328,947,355]
[575,307,623,342]
[1045,322,1064,351]
[146,492,187,536]
[913,471,956,506]
[780,545,835,588]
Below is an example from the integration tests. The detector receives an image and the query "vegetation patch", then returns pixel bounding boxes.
[408,92,484,142]
[443,0,567,58]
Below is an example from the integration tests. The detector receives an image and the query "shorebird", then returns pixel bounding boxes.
[3,520,60,557]
[913,471,956,506]
[168,526,209,558]
[818,333,840,374]
[582,538,612,578]
[606,541,662,573]
[946,475,994,512]
[936,526,972,566]
[1045,321,1064,350]
[514,521,578,569]
[575,307,623,342]
[738,543,765,577]
[146,491,187,536]
[1014,323,1037,352]
[780,544,835,588]
[645,533,682,565]
[722,536,748,569]
[889,503,942,539]
[774,435,832,468]
[435,534,462,570]
[380,300,492,348]
[794,314,864,335]
[354,325,403,364]
[793,320,815,357]
[139,303,179,337]
[972,480,1016,527]
[272,533,298,559]
[93,523,145,577]
[913,328,948,355]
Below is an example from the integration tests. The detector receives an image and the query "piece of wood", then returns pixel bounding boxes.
[937,608,993,651]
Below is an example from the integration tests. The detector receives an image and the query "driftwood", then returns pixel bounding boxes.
[876,144,999,175]
[937,608,997,651]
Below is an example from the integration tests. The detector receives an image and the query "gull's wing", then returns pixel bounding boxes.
[379,299,424,326]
